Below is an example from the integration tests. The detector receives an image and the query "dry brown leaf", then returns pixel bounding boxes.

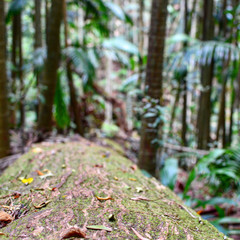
[33,200,51,209]
[0,232,6,236]
[132,228,150,240]
[0,211,13,223]
[130,165,138,171]
[61,227,86,239]
[36,170,44,176]
[94,164,103,168]
[96,196,113,201]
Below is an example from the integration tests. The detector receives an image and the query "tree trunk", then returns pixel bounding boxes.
[34,0,43,121]
[38,0,63,132]
[0,0,10,158]
[63,0,84,135]
[0,140,230,240]
[18,12,25,129]
[181,0,189,147]
[137,0,144,88]
[139,0,168,176]
[197,0,214,150]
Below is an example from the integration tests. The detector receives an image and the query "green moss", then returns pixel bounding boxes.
[0,141,232,240]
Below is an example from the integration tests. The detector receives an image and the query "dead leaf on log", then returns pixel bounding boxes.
[96,196,113,201]
[132,228,150,240]
[0,211,13,225]
[86,225,112,232]
[94,164,103,168]
[33,200,51,209]
[0,232,6,236]
[129,178,137,181]
[36,170,44,176]
[61,227,86,239]
[130,165,138,171]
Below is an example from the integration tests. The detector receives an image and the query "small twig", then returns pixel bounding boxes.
[179,204,198,219]
[53,171,72,189]
[132,228,150,240]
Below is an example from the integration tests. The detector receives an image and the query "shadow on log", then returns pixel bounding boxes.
[0,138,231,239]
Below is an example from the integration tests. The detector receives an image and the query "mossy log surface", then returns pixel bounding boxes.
[0,138,231,239]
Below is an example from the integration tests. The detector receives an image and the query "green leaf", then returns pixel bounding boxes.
[103,37,139,55]
[54,73,70,129]
[215,217,240,224]
[183,168,196,197]
[144,112,156,118]
[167,33,196,45]
[195,197,237,208]
[104,1,132,24]
[160,158,178,190]
[86,225,112,232]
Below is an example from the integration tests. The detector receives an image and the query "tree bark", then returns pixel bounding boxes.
[197,0,214,150]
[0,1,10,158]
[34,0,43,121]
[139,0,168,176]
[38,0,63,132]
[63,0,84,135]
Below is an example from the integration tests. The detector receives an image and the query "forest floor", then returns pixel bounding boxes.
[0,137,230,239]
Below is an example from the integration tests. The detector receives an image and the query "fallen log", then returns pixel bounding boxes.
[0,138,231,239]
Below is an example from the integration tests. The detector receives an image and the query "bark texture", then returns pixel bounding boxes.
[63,0,84,135]
[34,0,43,120]
[0,1,10,158]
[139,0,168,176]
[0,139,231,240]
[197,0,214,149]
[38,0,63,132]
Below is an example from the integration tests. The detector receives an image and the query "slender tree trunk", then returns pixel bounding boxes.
[38,0,63,132]
[18,12,24,128]
[11,13,24,128]
[10,15,18,128]
[138,0,144,88]
[34,0,43,120]
[105,57,113,124]
[216,78,227,147]
[169,82,181,136]
[63,0,84,135]
[197,0,214,150]
[139,0,168,176]
[0,0,10,158]
[181,0,189,146]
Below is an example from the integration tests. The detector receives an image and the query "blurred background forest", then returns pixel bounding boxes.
[0,0,240,238]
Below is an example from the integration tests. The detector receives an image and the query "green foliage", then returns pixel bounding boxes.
[102,37,139,56]
[6,0,27,22]
[64,47,97,90]
[168,36,240,69]
[184,146,240,197]
[54,73,70,129]
[160,158,178,190]
[101,122,119,137]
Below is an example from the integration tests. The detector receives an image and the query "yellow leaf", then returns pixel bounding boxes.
[129,178,137,181]
[32,147,43,153]
[21,178,34,184]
